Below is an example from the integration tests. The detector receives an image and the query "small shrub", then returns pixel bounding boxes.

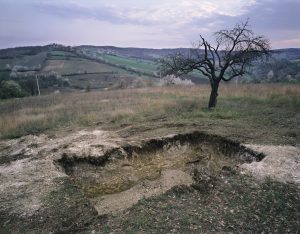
[0,80,25,99]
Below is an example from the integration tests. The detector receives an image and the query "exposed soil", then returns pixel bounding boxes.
[241,144,300,185]
[92,169,193,215]
[57,132,261,215]
[0,129,298,233]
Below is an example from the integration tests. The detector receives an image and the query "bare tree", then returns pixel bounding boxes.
[160,20,271,108]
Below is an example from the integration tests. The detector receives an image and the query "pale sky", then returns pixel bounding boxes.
[0,0,299,49]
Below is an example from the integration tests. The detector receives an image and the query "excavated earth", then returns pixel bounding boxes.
[0,130,299,233]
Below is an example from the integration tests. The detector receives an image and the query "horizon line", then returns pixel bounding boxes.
[1,43,300,51]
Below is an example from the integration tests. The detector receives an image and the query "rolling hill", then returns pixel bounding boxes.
[0,44,300,98]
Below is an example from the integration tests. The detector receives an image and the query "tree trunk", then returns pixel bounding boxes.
[208,81,219,109]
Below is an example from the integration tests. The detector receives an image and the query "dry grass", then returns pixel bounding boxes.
[0,84,299,144]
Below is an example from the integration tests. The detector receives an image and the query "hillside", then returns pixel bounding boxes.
[0,45,160,98]
[80,46,300,61]
[0,44,300,99]
[77,45,192,60]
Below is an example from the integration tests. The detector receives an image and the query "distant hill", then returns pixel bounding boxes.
[0,44,161,98]
[272,48,300,60]
[78,46,300,61]
[0,44,299,99]
[77,45,192,60]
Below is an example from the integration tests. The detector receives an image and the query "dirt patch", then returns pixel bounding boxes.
[57,131,262,215]
[92,170,193,215]
[241,145,300,185]
[1,129,297,233]
[0,130,122,233]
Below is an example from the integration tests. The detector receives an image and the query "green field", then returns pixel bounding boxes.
[48,50,76,57]
[98,54,158,73]
[47,50,81,61]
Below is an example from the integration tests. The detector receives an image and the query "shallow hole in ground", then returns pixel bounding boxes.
[57,131,263,215]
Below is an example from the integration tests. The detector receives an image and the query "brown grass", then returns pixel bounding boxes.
[0,84,299,144]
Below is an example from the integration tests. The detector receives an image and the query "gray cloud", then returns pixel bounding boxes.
[247,0,300,30]
[34,3,124,24]
[186,0,300,48]
[0,0,299,48]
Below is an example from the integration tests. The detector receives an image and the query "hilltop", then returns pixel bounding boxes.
[0,84,299,233]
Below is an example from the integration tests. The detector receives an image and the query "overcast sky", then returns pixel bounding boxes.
[0,0,299,49]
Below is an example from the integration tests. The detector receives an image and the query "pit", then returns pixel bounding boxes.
[58,132,263,215]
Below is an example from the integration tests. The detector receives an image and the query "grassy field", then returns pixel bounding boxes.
[40,57,156,89]
[65,73,153,90]
[98,54,158,73]
[41,58,130,75]
[0,51,47,69]
[47,50,84,61]
[0,84,299,145]
[82,47,158,74]
[48,50,77,57]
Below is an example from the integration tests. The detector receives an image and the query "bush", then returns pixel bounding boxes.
[0,80,25,99]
